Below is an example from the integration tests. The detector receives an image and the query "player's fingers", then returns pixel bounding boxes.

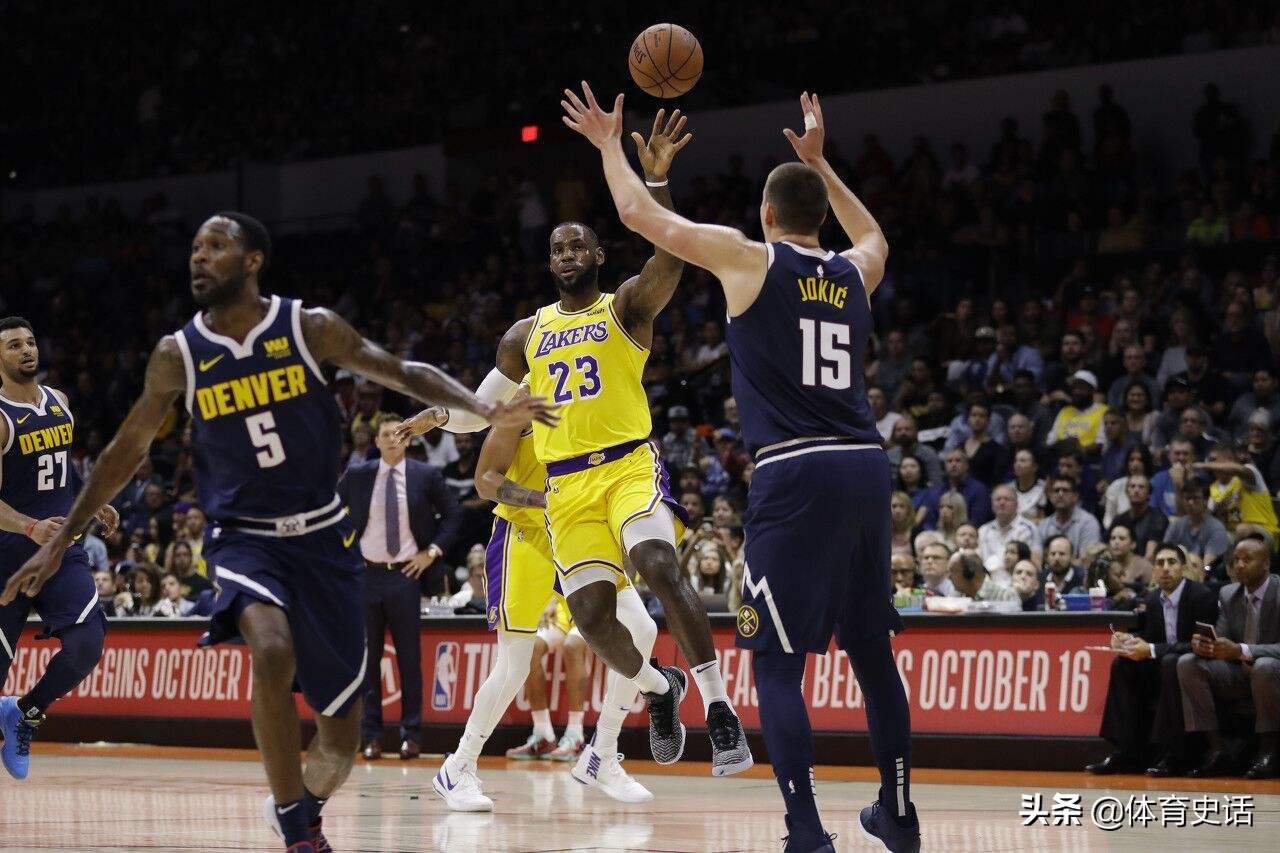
[673,132,693,153]
[612,93,624,114]
[564,88,588,114]
[812,93,824,123]
[630,131,646,154]
[664,109,681,136]
[651,108,664,138]
[560,100,583,121]
[670,113,687,138]
[561,116,581,132]
[581,81,600,110]
[782,127,800,146]
[799,91,811,114]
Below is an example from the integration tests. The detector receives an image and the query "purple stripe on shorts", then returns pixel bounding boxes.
[485,519,508,630]
[650,440,690,526]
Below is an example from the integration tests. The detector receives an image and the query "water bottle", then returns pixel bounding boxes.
[1044,577,1058,612]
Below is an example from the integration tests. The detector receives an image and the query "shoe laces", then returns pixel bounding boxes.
[15,719,38,757]
[707,705,741,751]
[648,686,677,737]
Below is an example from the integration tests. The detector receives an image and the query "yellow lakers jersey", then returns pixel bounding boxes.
[493,429,547,529]
[523,292,650,463]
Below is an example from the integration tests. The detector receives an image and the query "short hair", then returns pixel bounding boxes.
[1013,369,1037,383]
[1047,473,1078,491]
[967,398,991,416]
[1046,534,1074,555]
[763,162,829,233]
[1104,407,1125,420]
[213,211,273,275]
[379,413,405,427]
[552,220,599,248]
[0,316,34,336]
[1154,543,1188,564]
[1181,479,1209,498]
[1007,540,1032,562]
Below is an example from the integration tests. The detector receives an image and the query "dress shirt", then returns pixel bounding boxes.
[360,459,421,563]
[1241,575,1273,662]
[1155,578,1186,654]
[978,516,1041,575]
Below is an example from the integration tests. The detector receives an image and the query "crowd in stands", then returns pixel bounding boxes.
[7,1,1280,186]
[4,75,1280,619]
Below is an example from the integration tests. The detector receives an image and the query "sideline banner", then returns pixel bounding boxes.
[2,623,1111,736]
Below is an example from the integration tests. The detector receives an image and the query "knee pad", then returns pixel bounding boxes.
[615,586,658,656]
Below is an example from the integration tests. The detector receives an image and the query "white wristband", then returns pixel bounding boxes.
[645,179,668,187]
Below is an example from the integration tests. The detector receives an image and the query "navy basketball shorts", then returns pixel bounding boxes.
[1,544,104,654]
[735,446,903,654]
[204,520,367,717]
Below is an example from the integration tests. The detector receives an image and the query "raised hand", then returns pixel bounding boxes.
[94,504,120,537]
[782,92,826,166]
[630,108,693,180]
[391,406,451,444]
[561,81,625,150]
[489,395,559,429]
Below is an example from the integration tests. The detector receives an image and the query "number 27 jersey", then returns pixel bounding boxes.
[523,292,651,464]
[724,241,881,457]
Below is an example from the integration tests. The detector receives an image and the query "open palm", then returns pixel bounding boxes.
[631,109,693,180]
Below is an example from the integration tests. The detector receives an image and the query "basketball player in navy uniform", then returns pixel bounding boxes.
[563,88,919,852]
[0,317,119,781]
[1,213,553,853]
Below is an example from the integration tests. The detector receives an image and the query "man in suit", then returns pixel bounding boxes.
[1085,544,1217,776]
[339,411,460,760]
[1177,535,1280,778]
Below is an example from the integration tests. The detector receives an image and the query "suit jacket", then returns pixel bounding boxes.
[1215,574,1280,660]
[1131,579,1219,658]
[338,458,462,558]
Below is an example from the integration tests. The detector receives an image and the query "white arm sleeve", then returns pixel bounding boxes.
[441,367,520,433]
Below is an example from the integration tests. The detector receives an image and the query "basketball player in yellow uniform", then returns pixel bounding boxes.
[415,389,657,809]
[397,109,752,775]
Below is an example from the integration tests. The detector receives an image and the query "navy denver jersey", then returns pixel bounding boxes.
[0,387,75,562]
[725,241,880,455]
[174,295,342,521]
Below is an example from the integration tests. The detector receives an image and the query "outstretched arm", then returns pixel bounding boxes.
[474,390,546,510]
[561,83,767,316]
[612,110,692,341]
[782,92,889,294]
[301,307,553,429]
[2,337,185,602]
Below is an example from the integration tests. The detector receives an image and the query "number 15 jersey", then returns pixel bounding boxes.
[174,295,343,521]
[725,241,881,457]
[524,292,650,464]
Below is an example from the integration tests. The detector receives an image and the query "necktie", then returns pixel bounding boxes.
[385,469,401,558]
[1244,592,1260,646]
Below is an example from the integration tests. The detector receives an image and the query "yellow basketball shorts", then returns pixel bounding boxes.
[483,517,558,633]
[544,438,688,589]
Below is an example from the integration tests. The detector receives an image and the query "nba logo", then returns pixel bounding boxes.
[432,641,459,711]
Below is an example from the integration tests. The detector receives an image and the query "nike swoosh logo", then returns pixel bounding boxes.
[276,803,300,814]
[198,353,226,372]
[443,770,456,790]
[15,415,30,425]
[343,530,357,548]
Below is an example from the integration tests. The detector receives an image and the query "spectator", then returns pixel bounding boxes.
[920,448,992,529]
[1098,408,1132,485]
[868,386,902,441]
[896,456,929,521]
[1008,447,1047,523]
[1112,473,1169,563]
[875,330,912,402]
[1155,314,1197,392]
[419,427,460,469]
[81,528,109,575]
[154,572,196,617]
[890,491,917,556]
[1107,523,1152,585]
[1120,381,1158,447]
[955,522,980,554]
[712,428,749,484]
[949,551,1019,604]
[1039,535,1080,594]
[1107,344,1160,410]
[1165,481,1233,566]
[346,423,377,470]
[93,569,117,616]
[986,325,1044,390]
[1001,541,1034,586]
[1213,305,1275,394]
[688,544,731,596]
[886,416,943,487]
[125,482,169,539]
[1186,201,1229,245]
[1012,559,1044,611]
[1151,437,1197,517]
[1148,377,1197,455]
[934,492,970,549]
[167,540,212,599]
[1037,474,1103,555]
[120,563,163,617]
[891,553,920,595]
[1089,545,1143,611]
[1007,371,1054,441]
[978,484,1042,577]
[1044,332,1090,399]
[349,381,394,440]
[1177,537,1280,780]
[1174,345,1227,423]
[166,504,207,577]
[1202,445,1280,539]
[1047,371,1108,448]
[1244,410,1280,492]
[1227,369,1280,441]
[661,405,704,472]
[958,399,1008,487]
[919,542,957,597]
[1102,444,1156,528]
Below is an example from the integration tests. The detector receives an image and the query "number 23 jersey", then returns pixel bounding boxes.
[524,292,651,464]
[725,241,881,456]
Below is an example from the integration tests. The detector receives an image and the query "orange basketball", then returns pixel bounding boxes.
[628,24,702,99]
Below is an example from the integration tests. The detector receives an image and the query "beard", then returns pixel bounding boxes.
[0,360,38,385]
[193,272,247,308]
[554,263,599,297]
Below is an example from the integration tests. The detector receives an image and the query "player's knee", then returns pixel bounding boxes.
[629,540,681,593]
[249,630,295,677]
[57,622,105,677]
[566,589,614,644]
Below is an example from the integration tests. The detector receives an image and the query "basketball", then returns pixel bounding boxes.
[628,24,703,98]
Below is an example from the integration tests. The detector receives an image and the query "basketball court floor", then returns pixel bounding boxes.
[2,744,1277,851]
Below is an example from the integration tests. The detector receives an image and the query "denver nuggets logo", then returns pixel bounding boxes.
[50,404,64,415]
[263,335,292,359]
[737,604,760,638]
[588,452,606,466]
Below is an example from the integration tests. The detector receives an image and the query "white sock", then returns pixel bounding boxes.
[454,632,536,765]
[565,711,585,742]
[596,585,660,755]
[531,709,554,742]
[692,659,730,716]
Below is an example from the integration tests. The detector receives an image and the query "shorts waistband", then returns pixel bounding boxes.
[755,436,882,468]
[546,438,650,478]
[219,495,347,537]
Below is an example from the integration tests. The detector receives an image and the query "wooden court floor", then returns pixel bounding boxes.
[0,744,1277,851]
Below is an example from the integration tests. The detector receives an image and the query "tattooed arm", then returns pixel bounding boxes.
[300,307,553,428]
[474,393,546,510]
